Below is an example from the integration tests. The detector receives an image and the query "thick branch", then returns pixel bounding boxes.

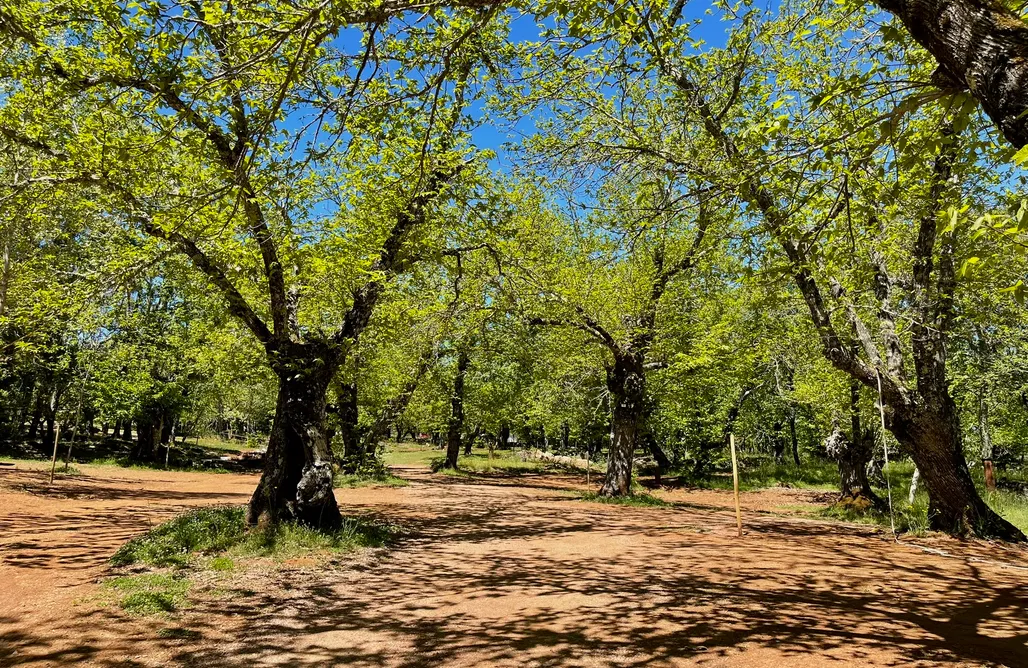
[873,0,1028,148]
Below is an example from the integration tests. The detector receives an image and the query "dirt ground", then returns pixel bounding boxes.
[2,462,1028,667]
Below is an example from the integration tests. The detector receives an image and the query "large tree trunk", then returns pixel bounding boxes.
[891,395,1021,539]
[247,346,342,530]
[873,0,1028,148]
[824,381,883,507]
[442,349,470,470]
[499,423,510,450]
[132,412,163,462]
[600,354,645,497]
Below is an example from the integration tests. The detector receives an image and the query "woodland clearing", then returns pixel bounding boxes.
[2,451,1027,667]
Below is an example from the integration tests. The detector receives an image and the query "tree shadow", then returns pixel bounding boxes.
[4,465,1028,666]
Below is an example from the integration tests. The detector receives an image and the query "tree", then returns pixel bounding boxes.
[0,1,502,527]
[622,1,1024,538]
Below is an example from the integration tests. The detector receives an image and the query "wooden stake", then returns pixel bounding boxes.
[730,433,742,537]
[48,422,62,485]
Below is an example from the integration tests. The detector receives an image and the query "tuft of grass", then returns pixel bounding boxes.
[579,491,670,507]
[104,574,190,616]
[208,556,235,571]
[229,517,396,560]
[333,472,409,488]
[111,507,247,567]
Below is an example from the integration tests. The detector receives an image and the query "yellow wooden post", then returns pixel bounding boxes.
[48,422,62,485]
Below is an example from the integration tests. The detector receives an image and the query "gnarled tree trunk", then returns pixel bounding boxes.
[891,395,1020,539]
[600,354,645,497]
[248,345,342,530]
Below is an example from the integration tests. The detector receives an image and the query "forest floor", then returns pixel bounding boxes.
[2,457,1028,667]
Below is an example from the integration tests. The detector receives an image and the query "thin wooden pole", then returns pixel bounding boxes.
[64,367,89,472]
[876,371,897,540]
[165,421,175,469]
[48,422,62,485]
[730,433,742,537]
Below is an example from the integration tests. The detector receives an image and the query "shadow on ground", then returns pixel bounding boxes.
[2,465,1027,667]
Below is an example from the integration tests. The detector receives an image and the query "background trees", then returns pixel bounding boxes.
[1,0,1028,540]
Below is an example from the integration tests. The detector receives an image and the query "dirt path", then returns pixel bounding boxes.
[2,462,1027,667]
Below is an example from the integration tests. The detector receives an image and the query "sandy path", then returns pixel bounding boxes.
[2,462,1027,667]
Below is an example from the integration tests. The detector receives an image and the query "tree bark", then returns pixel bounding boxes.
[600,354,645,496]
[443,348,470,470]
[463,425,480,456]
[873,0,1028,148]
[247,344,342,530]
[890,394,1020,538]
[132,412,163,462]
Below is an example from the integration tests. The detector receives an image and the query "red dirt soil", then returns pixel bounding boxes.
[2,461,1027,667]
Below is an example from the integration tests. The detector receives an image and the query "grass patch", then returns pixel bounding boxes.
[381,444,441,467]
[111,505,399,569]
[679,459,840,492]
[104,574,190,616]
[579,491,670,507]
[333,472,409,488]
[207,556,235,571]
[426,448,562,476]
[228,517,396,560]
[111,507,248,567]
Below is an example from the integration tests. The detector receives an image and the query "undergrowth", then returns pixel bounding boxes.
[104,574,190,615]
[333,472,410,488]
[579,491,669,507]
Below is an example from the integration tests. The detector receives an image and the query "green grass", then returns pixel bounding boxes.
[810,459,1028,536]
[104,574,190,616]
[381,444,443,467]
[227,517,396,559]
[333,472,409,488]
[82,455,233,474]
[111,505,399,569]
[192,435,264,452]
[679,459,840,492]
[426,448,575,476]
[111,507,248,567]
[578,491,670,507]
[207,556,235,571]
[985,489,1028,533]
